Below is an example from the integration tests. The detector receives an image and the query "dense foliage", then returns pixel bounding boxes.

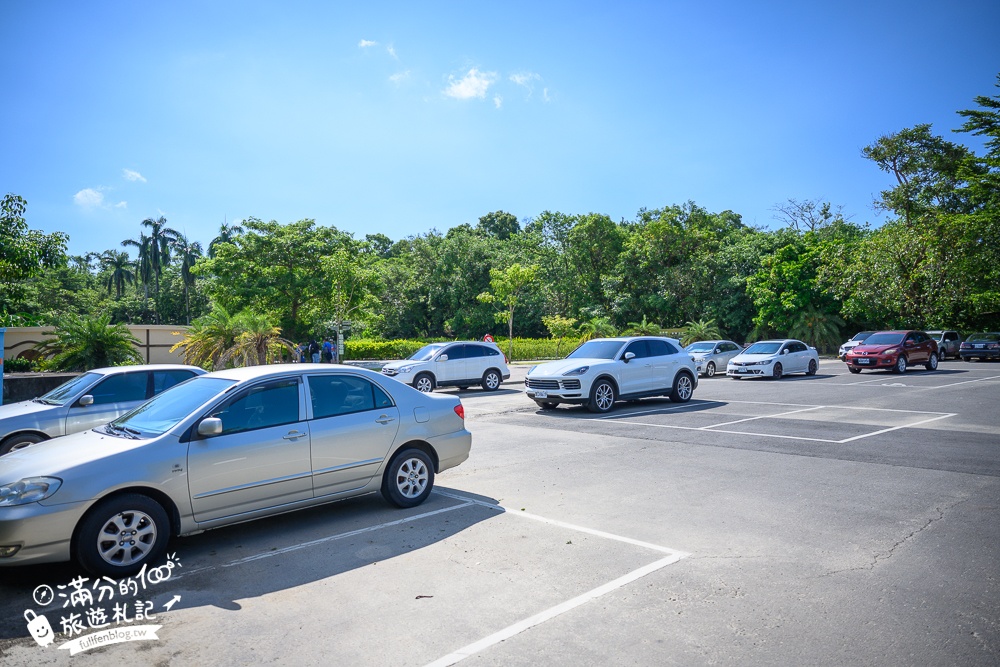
[3,75,999,364]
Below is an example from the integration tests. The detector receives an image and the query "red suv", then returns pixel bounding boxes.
[844,330,939,374]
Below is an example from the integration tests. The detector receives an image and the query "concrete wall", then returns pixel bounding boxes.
[3,325,190,364]
[2,373,80,404]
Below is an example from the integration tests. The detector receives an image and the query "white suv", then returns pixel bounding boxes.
[524,337,697,413]
[381,341,510,392]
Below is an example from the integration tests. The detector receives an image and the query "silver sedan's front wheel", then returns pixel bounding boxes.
[382,448,435,508]
[75,494,170,576]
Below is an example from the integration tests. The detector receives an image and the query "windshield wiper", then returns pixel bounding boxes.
[102,424,137,439]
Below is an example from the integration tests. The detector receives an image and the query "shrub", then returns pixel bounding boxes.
[3,357,35,373]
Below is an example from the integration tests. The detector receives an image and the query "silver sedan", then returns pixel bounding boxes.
[0,364,471,576]
[0,364,205,455]
[685,340,743,377]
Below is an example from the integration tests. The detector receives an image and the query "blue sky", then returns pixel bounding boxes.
[3,1,999,256]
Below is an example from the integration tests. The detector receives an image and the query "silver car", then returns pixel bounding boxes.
[0,364,471,576]
[685,340,742,377]
[0,364,205,455]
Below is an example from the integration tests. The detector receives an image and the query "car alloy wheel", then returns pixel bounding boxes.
[587,379,616,413]
[76,494,170,577]
[382,448,435,508]
[772,363,783,380]
[414,373,435,393]
[895,356,907,374]
[926,353,939,371]
[0,432,44,456]
[670,373,693,402]
[705,362,716,377]
[481,369,501,391]
[807,359,818,375]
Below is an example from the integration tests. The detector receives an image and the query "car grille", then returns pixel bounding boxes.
[380,368,398,376]
[525,378,581,390]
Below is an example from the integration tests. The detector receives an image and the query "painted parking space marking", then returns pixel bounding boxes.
[428,490,689,666]
[588,400,955,445]
[919,375,1000,390]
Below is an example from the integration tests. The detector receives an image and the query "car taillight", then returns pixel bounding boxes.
[504,355,509,364]
[454,404,465,420]
[960,342,970,349]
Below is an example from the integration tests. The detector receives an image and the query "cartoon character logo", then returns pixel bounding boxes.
[24,609,55,647]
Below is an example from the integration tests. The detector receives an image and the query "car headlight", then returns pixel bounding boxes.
[883,348,898,355]
[397,365,415,373]
[563,366,590,376]
[0,477,63,507]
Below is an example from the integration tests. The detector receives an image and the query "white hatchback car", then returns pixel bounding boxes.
[727,339,819,380]
[381,341,510,393]
[524,336,697,413]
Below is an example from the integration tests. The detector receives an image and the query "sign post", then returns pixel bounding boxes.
[0,327,5,406]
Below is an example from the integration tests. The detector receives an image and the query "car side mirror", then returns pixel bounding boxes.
[714,349,720,354]
[623,351,635,363]
[781,349,789,355]
[905,340,915,347]
[78,395,94,407]
[198,418,223,437]
[437,354,449,362]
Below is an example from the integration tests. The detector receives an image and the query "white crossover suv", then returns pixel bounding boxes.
[524,337,697,413]
[381,341,510,392]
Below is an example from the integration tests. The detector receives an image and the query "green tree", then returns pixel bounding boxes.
[0,194,68,313]
[208,221,244,258]
[35,314,143,370]
[319,248,382,342]
[577,316,617,341]
[476,210,520,240]
[477,263,539,359]
[542,314,577,356]
[170,303,239,369]
[218,310,297,367]
[680,318,721,346]
[788,306,845,352]
[624,315,661,336]
[171,232,203,324]
[100,250,136,300]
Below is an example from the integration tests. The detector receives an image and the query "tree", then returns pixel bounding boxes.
[0,194,67,312]
[542,314,577,356]
[788,306,845,353]
[680,318,721,346]
[218,310,297,367]
[208,221,245,258]
[624,315,661,336]
[121,232,153,318]
[170,303,239,369]
[319,248,381,343]
[171,232,203,324]
[100,250,135,299]
[35,314,143,370]
[771,198,850,233]
[477,210,520,240]
[577,316,617,341]
[139,216,180,323]
[477,263,539,360]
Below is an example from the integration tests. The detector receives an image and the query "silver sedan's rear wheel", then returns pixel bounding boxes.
[382,448,435,508]
[0,432,45,456]
[587,379,617,413]
[75,494,170,577]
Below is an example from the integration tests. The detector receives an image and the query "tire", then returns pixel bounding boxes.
[705,362,716,378]
[74,494,170,577]
[771,363,783,380]
[925,352,939,371]
[586,378,617,413]
[806,359,818,376]
[669,373,694,403]
[894,356,907,374]
[848,367,862,374]
[381,448,435,508]
[413,373,435,393]
[481,369,502,391]
[0,432,45,456]
[535,401,559,410]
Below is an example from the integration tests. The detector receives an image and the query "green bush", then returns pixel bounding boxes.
[2,357,35,373]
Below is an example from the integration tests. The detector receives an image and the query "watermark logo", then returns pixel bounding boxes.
[23,552,182,656]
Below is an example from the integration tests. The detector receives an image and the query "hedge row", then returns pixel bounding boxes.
[343,333,685,362]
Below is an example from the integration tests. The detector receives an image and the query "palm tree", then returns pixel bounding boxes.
[218,310,297,368]
[789,306,845,353]
[122,232,153,313]
[171,232,203,324]
[143,216,180,322]
[35,314,143,371]
[578,316,617,341]
[624,315,661,336]
[209,221,244,258]
[170,303,238,369]
[101,250,136,299]
[680,318,722,346]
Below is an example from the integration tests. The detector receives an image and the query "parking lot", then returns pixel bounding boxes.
[1,358,998,665]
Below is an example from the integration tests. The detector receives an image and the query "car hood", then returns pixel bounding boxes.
[0,428,146,480]
[530,358,609,376]
[382,360,421,371]
[850,344,899,354]
[0,400,54,420]
[731,353,777,363]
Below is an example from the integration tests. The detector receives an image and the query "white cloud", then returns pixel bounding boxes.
[387,44,397,59]
[443,68,497,100]
[122,168,146,182]
[494,95,503,109]
[389,70,410,84]
[114,201,128,209]
[358,39,378,48]
[543,87,551,102]
[73,188,104,208]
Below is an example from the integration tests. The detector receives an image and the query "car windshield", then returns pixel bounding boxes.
[36,372,100,405]
[862,333,905,346]
[852,332,875,341]
[567,340,626,360]
[686,342,715,352]
[108,377,237,437]
[968,332,1000,342]
[407,344,447,361]
[743,342,782,355]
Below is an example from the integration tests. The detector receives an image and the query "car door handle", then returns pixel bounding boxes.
[283,430,307,440]
[375,415,396,425]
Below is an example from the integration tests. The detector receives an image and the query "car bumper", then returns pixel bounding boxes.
[0,499,90,567]
[960,350,1000,360]
[429,429,472,473]
[524,377,587,403]
[846,356,896,368]
[726,366,771,376]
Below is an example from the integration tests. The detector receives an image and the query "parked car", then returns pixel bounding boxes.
[524,337,697,413]
[727,339,819,380]
[844,330,938,374]
[685,340,743,377]
[838,331,876,361]
[959,332,1000,361]
[0,364,471,575]
[381,341,510,392]
[926,330,962,360]
[0,364,205,456]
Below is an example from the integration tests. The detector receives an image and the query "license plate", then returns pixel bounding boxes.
[737,369,749,374]
[857,358,871,365]
[534,390,548,398]
[976,344,985,349]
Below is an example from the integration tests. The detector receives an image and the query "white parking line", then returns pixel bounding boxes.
[837,413,958,442]
[703,406,823,429]
[918,375,1000,390]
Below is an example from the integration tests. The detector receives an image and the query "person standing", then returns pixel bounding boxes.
[309,339,321,363]
[322,338,333,363]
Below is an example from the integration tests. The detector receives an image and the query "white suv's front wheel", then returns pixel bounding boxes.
[413,373,435,393]
[587,378,617,413]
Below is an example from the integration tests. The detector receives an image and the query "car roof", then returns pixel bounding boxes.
[87,364,205,375]
[204,363,372,382]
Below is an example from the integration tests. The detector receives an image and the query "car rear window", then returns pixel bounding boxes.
[968,333,1000,342]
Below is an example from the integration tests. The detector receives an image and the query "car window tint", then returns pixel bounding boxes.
[152,370,196,394]
[372,382,394,409]
[485,346,500,356]
[791,342,806,353]
[89,372,150,405]
[465,345,486,358]
[646,340,669,357]
[309,375,379,418]
[444,345,466,360]
[214,379,300,434]
[623,340,649,359]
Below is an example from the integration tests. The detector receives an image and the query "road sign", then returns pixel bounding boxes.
[483,334,494,342]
